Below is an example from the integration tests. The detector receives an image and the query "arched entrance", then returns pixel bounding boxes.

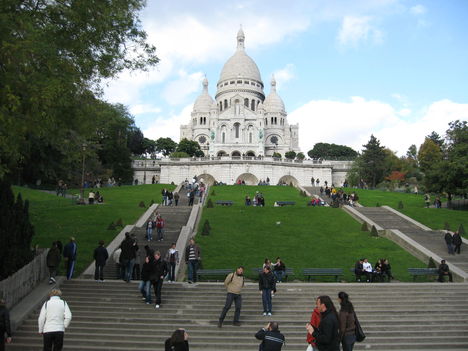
[196,173,217,186]
[278,175,299,186]
[236,173,259,185]
[231,151,241,157]
[246,150,255,157]
[217,150,227,157]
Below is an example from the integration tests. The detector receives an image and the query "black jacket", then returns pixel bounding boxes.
[259,272,277,292]
[165,338,189,351]
[46,247,61,267]
[255,328,285,351]
[444,233,453,244]
[453,233,462,245]
[93,246,109,265]
[150,258,168,282]
[312,309,340,351]
[141,260,153,281]
[120,237,136,261]
[0,305,11,337]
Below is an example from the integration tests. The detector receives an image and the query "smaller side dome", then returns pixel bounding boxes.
[263,75,285,113]
[193,77,215,112]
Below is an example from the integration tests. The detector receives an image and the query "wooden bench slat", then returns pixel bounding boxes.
[302,268,343,282]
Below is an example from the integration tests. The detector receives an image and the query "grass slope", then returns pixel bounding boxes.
[344,188,468,236]
[197,186,426,282]
[13,184,173,275]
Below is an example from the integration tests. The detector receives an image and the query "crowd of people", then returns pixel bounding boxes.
[245,191,266,206]
[320,187,359,207]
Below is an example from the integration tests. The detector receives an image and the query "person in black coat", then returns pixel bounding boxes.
[255,322,285,351]
[0,299,12,350]
[307,295,340,351]
[93,240,109,281]
[453,231,462,254]
[150,251,168,309]
[165,329,189,351]
[259,266,277,315]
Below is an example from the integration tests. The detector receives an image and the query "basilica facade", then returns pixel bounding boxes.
[180,28,300,157]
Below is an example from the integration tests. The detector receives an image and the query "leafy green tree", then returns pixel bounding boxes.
[142,138,157,158]
[170,151,190,158]
[418,138,442,174]
[296,152,305,160]
[272,152,282,158]
[307,143,357,160]
[285,151,296,159]
[127,128,146,156]
[426,131,444,148]
[156,137,178,157]
[360,135,387,188]
[0,0,158,180]
[176,138,204,157]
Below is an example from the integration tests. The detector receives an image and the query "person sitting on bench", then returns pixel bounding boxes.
[362,258,373,282]
[438,260,453,282]
[354,259,364,282]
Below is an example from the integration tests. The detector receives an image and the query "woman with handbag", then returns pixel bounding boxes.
[338,292,356,351]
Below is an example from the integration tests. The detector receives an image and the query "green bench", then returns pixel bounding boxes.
[303,268,343,282]
[196,269,232,281]
[252,267,294,282]
[274,201,296,206]
[215,200,234,206]
[408,268,439,281]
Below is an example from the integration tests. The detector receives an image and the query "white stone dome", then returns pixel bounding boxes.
[264,76,285,112]
[193,77,214,112]
[218,28,262,83]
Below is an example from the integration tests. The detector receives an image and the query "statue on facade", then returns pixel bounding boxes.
[258,128,264,140]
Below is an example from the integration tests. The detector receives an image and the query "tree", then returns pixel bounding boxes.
[142,138,157,158]
[296,152,305,160]
[155,137,178,157]
[0,181,35,279]
[285,151,296,160]
[176,138,204,157]
[360,135,387,188]
[307,143,358,160]
[426,131,444,148]
[418,138,442,174]
[127,127,146,156]
[0,0,158,180]
[272,152,282,158]
[170,152,190,158]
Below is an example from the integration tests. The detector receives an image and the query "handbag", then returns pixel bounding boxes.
[306,345,313,351]
[354,312,366,342]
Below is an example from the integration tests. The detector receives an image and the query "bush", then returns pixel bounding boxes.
[361,222,368,231]
[398,201,404,209]
[211,189,216,196]
[370,225,379,237]
[376,202,381,207]
[428,257,437,268]
[444,222,450,230]
[458,224,466,236]
[206,198,214,208]
[115,218,123,227]
[139,201,145,208]
[201,220,211,235]
[0,181,35,280]
[107,222,116,230]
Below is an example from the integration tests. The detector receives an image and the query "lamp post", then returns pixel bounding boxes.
[79,143,87,204]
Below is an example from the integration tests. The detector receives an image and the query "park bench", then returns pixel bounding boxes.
[303,268,343,282]
[252,267,294,282]
[196,269,233,281]
[215,200,234,206]
[274,201,296,207]
[408,268,439,281]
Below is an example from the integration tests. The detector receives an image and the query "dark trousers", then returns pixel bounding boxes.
[168,262,176,281]
[438,272,453,282]
[152,279,163,304]
[43,331,64,351]
[454,244,461,254]
[219,293,242,323]
[94,263,105,280]
[66,259,75,280]
[0,328,5,351]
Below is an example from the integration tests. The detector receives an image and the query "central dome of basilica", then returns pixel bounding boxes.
[218,28,262,83]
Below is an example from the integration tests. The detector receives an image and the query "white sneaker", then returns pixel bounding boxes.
[262,312,267,316]
[267,312,272,316]
[155,304,160,309]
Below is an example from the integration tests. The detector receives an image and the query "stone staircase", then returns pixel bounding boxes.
[7,280,468,350]
[103,186,196,280]
[355,207,468,275]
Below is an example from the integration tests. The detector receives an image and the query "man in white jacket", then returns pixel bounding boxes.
[38,289,72,351]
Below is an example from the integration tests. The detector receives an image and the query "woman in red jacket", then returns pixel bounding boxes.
[306,297,321,351]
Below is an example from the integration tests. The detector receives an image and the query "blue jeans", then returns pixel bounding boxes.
[274,270,284,282]
[168,262,176,281]
[219,293,242,323]
[261,289,272,313]
[146,228,153,241]
[342,334,356,351]
[121,258,135,282]
[157,228,164,240]
[188,260,198,282]
[139,280,152,303]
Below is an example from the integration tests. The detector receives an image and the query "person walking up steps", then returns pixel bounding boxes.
[38,289,72,351]
[46,242,61,284]
[218,266,245,328]
[62,237,77,280]
[156,214,165,241]
[0,298,12,351]
[93,240,109,282]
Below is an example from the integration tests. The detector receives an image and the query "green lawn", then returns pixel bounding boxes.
[344,188,468,237]
[196,186,426,282]
[13,184,174,275]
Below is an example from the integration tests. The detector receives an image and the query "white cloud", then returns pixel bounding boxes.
[289,97,468,155]
[143,104,194,142]
[162,71,205,106]
[337,16,383,47]
[410,4,427,15]
[129,104,161,115]
[273,64,295,91]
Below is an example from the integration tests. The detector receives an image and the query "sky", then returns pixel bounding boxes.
[103,0,468,156]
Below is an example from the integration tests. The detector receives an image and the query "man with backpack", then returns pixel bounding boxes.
[218,266,245,328]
